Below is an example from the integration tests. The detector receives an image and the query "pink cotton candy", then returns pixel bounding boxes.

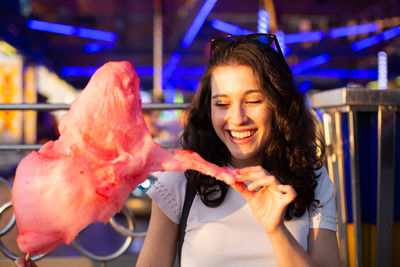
[12,61,236,255]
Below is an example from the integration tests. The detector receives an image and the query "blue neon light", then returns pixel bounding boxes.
[164,88,176,103]
[328,23,378,38]
[76,28,117,42]
[257,9,269,33]
[209,19,253,35]
[61,66,207,78]
[284,45,291,56]
[350,25,400,51]
[377,51,388,89]
[168,77,201,90]
[62,66,378,81]
[173,67,206,77]
[180,0,218,49]
[210,20,324,45]
[183,78,201,90]
[163,52,182,79]
[135,67,154,77]
[27,20,75,35]
[27,19,118,42]
[351,69,378,79]
[83,42,104,53]
[275,30,290,56]
[351,35,381,51]
[61,66,152,77]
[296,68,378,79]
[291,54,330,75]
[298,80,313,94]
[61,66,99,77]
[285,31,325,44]
[382,25,400,41]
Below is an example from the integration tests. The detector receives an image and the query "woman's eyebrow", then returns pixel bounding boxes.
[212,90,261,99]
[245,89,261,95]
[211,94,228,99]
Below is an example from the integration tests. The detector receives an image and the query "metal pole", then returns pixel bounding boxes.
[376,105,395,267]
[153,0,163,102]
[0,103,70,110]
[333,111,349,267]
[0,103,189,111]
[348,110,363,267]
[263,0,278,34]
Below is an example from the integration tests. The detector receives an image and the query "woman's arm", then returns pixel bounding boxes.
[136,201,179,267]
[266,225,340,267]
[308,228,340,267]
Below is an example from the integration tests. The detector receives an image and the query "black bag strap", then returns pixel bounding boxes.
[177,180,196,266]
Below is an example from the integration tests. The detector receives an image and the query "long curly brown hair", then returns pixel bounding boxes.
[181,38,325,219]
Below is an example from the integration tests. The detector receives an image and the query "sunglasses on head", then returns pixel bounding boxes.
[210,33,285,62]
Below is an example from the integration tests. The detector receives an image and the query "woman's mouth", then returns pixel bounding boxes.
[227,129,257,143]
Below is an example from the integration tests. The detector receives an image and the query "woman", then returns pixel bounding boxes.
[136,34,340,267]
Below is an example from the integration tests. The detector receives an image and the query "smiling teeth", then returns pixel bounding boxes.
[230,130,255,139]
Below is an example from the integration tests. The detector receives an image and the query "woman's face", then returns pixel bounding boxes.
[210,65,272,168]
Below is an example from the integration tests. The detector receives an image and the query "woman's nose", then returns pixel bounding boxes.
[229,104,248,125]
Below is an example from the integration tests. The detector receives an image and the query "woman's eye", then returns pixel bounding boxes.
[246,100,262,104]
[215,103,229,107]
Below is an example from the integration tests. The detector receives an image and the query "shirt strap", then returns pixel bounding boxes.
[177,180,196,265]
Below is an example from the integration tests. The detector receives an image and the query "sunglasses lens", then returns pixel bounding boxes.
[256,35,273,46]
[210,34,283,61]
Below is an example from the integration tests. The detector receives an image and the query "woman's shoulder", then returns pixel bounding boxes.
[309,166,337,230]
[314,166,333,192]
[155,171,187,183]
[146,171,188,224]
[312,166,335,201]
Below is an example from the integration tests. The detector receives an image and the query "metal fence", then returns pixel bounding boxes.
[312,88,400,267]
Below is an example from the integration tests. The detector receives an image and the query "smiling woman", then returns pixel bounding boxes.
[210,65,272,168]
[136,34,340,267]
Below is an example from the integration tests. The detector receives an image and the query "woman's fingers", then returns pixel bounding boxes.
[14,256,26,267]
[246,176,280,191]
[232,178,296,204]
[235,168,274,183]
[232,166,297,206]
[235,167,281,191]
[234,166,270,179]
[277,184,297,203]
[231,181,253,201]
[14,256,38,267]
[242,177,296,202]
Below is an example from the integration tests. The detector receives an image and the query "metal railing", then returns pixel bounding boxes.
[312,88,400,267]
[0,103,188,151]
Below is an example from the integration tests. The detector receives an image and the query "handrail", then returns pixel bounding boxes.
[0,103,189,111]
[0,103,188,151]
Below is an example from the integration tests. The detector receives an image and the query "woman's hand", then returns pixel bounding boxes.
[14,256,38,267]
[231,166,297,234]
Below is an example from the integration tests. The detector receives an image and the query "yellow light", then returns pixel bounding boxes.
[0,41,18,56]
[174,91,184,103]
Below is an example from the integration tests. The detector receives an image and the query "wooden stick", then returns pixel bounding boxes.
[25,253,30,261]
[263,0,278,34]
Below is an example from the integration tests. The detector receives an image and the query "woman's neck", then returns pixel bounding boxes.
[229,154,264,169]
